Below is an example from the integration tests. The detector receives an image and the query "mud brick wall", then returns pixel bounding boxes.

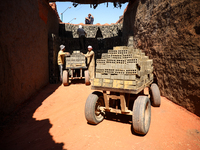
[0,0,60,121]
[123,0,200,116]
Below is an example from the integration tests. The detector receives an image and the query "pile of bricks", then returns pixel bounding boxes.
[65,51,86,68]
[93,46,154,90]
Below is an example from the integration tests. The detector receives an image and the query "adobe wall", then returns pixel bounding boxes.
[0,0,59,121]
[123,0,200,116]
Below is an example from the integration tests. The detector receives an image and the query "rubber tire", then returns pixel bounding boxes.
[149,83,161,107]
[62,70,69,86]
[132,96,151,135]
[85,92,104,125]
[84,70,90,85]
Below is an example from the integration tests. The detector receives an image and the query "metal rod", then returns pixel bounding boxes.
[68,18,76,23]
[60,7,71,22]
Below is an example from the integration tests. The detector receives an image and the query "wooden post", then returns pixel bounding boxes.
[116,100,118,115]
[120,93,127,113]
[103,91,110,111]
[126,93,130,109]
[80,68,82,78]
[71,69,73,79]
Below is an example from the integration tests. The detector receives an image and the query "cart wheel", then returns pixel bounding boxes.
[149,83,161,107]
[84,70,90,85]
[85,91,105,125]
[132,96,151,135]
[63,70,69,86]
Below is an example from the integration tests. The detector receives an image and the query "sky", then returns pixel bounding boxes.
[55,2,128,24]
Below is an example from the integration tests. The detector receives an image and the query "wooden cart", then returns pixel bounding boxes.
[62,66,90,86]
[85,81,161,135]
[84,43,161,135]
[62,51,90,86]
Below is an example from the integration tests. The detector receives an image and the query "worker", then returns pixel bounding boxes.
[57,45,70,82]
[77,25,87,50]
[82,45,95,81]
[85,13,94,24]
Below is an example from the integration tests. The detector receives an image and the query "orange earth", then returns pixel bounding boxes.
[0,80,200,150]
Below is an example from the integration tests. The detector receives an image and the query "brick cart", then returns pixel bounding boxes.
[84,45,161,135]
[62,51,90,86]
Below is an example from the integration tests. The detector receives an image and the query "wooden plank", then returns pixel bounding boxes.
[115,100,118,115]
[66,66,87,69]
[120,93,127,112]
[99,107,132,115]
[126,93,130,108]
[107,95,121,99]
[80,68,82,78]
[69,77,85,80]
[71,69,73,78]
[103,91,110,111]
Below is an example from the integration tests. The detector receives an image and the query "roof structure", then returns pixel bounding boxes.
[48,0,128,4]
[48,0,129,8]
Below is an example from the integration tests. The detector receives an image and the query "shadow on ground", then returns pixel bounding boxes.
[70,79,86,85]
[103,93,149,136]
[0,84,66,150]
[105,112,132,124]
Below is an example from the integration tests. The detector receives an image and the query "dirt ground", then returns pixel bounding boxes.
[0,81,200,150]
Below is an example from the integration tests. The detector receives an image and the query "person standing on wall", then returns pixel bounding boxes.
[77,25,87,51]
[57,45,70,82]
[85,14,94,24]
[82,45,95,81]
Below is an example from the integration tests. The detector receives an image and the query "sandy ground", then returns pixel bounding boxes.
[0,81,200,150]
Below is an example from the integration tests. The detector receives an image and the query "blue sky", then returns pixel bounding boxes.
[55,2,128,24]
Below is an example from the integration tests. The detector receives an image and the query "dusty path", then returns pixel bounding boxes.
[0,81,200,150]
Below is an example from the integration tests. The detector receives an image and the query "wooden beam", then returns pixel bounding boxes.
[107,95,121,100]
[126,93,130,108]
[120,93,127,112]
[103,91,110,111]
[100,107,132,115]
[80,68,82,78]
[69,77,85,80]
[48,0,129,5]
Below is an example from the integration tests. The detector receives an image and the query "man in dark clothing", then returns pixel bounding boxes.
[77,25,87,50]
[85,14,94,24]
